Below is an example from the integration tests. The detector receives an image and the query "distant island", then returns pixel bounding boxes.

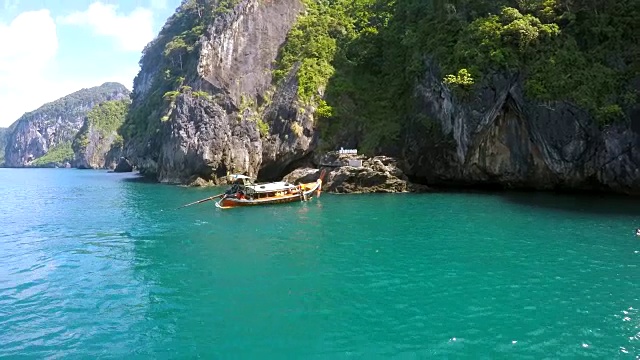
[2,82,129,169]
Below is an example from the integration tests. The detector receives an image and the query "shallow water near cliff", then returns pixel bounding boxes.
[0,168,638,358]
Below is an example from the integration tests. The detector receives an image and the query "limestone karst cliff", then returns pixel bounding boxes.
[123,0,640,194]
[72,99,130,169]
[122,0,313,185]
[4,82,130,167]
[403,65,640,193]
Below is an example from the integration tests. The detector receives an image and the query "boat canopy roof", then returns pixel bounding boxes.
[248,181,297,193]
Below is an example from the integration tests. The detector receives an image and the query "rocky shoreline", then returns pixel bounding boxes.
[109,149,428,194]
[282,152,429,194]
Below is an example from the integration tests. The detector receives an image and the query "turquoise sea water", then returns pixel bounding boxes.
[0,168,638,358]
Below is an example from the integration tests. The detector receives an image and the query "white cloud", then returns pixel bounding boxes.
[0,10,59,127]
[58,2,154,52]
[0,9,137,127]
[0,9,57,70]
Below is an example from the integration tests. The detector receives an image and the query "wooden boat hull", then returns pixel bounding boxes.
[215,180,322,209]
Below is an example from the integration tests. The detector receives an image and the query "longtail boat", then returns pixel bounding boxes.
[214,172,324,209]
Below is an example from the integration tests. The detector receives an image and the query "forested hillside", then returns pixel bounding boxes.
[274,0,640,152]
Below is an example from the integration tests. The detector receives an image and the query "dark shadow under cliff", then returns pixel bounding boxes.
[499,191,640,217]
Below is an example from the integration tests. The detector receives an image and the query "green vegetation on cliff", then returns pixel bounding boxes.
[411,0,640,126]
[122,0,239,141]
[275,0,640,152]
[124,0,639,156]
[123,1,204,140]
[16,82,130,127]
[274,0,399,152]
[73,99,130,152]
[87,99,130,134]
[31,142,74,167]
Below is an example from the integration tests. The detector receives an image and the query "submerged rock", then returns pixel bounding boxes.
[188,177,216,187]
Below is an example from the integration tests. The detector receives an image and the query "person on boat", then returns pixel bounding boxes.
[226,183,240,195]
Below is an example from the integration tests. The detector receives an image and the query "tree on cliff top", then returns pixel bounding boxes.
[397,0,640,125]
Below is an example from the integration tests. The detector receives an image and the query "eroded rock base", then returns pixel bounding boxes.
[283,152,429,193]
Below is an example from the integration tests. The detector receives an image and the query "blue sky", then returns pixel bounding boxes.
[0,0,182,127]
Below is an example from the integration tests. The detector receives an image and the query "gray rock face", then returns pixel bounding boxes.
[73,99,129,170]
[4,83,130,167]
[74,127,121,169]
[259,64,318,180]
[128,0,311,185]
[104,145,124,170]
[198,0,304,105]
[403,59,640,194]
[114,157,133,173]
[155,94,262,184]
[283,153,427,193]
